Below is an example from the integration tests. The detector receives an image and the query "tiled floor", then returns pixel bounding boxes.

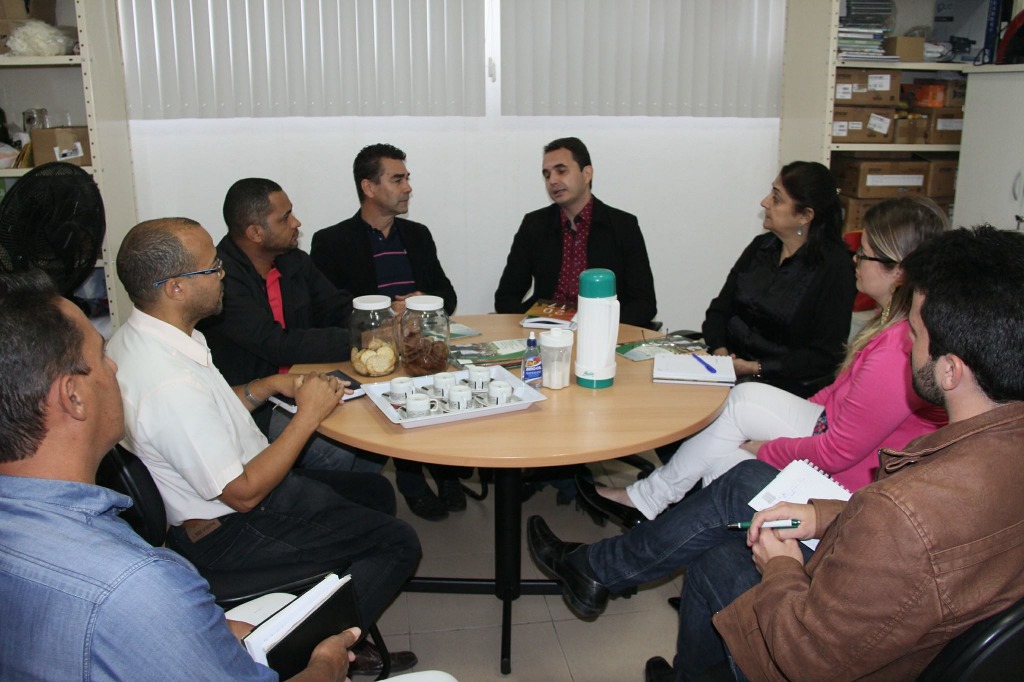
[375,453,682,682]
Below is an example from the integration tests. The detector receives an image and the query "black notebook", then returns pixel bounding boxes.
[241,573,358,679]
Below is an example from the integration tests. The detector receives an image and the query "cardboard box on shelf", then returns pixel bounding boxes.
[832,158,928,199]
[0,0,56,23]
[840,195,884,231]
[902,80,967,108]
[893,115,929,144]
[832,107,895,144]
[911,106,964,145]
[0,0,58,53]
[915,153,959,198]
[29,127,91,166]
[882,36,925,62]
[834,68,901,106]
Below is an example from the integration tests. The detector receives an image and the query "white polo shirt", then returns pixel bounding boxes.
[106,309,270,525]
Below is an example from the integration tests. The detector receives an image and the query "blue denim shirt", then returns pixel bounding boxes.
[0,475,276,681]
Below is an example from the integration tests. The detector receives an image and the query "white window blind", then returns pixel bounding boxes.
[118,0,486,118]
[118,0,784,120]
[500,0,785,117]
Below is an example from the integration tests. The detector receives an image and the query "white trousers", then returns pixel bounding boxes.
[626,382,824,519]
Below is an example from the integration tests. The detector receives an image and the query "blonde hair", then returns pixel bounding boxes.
[838,197,949,373]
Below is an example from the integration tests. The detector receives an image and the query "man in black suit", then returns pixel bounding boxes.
[310,143,462,521]
[310,143,456,317]
[494,137,657,328]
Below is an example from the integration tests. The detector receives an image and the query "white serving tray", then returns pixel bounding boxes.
[364,366,546,429]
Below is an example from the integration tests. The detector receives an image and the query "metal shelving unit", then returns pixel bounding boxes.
[0,0,138,329]
[778,0,969,167]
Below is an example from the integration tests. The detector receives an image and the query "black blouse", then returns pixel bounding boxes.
[702,233,856,397]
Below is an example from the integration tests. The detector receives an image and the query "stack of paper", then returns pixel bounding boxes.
[652,353,736,386]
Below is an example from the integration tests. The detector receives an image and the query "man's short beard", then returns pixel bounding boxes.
[912,358,944,406]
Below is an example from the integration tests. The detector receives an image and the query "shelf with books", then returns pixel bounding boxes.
[779,0,986,230]
[838,60,968,71]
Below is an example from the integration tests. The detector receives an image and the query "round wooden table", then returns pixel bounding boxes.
[295,314,728,674]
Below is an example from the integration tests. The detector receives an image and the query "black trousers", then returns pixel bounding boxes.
[168,468,421,627]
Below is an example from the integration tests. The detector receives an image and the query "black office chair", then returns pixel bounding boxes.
[96,445,393,680]
[917,595,1024,681]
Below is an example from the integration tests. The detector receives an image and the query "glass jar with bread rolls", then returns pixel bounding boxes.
[349,295,398,377]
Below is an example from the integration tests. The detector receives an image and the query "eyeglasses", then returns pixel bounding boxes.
[854,247,898,267]
[152,258,224,287]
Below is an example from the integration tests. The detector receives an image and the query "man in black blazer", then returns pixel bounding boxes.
[494,137,657,328]
[199,178,384,469]
[310,144,462,521]
[310,143,456,316]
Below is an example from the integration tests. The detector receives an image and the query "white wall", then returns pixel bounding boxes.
[128,115,780,330]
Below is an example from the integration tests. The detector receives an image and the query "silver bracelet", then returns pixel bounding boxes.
[244,380,266,406]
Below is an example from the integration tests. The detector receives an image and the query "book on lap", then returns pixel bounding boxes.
[652,353,736,386]
[748,460,852,549]
[234,573,358,679]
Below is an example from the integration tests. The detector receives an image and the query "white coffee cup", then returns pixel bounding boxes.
[448,384,473,410]
[487,380,513,405]
[404,392,437,418]
[389,376,414,402]
[467,365,491,391]
[433,371,456,398]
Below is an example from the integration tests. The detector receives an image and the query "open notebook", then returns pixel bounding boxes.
[748,460,852,549]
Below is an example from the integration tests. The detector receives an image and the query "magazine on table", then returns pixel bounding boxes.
[449,338,528,368]
[520,299,578,330]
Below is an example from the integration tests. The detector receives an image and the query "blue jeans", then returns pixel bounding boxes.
[587,460,804,680]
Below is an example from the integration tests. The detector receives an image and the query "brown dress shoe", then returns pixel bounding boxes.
[349,639,418,676]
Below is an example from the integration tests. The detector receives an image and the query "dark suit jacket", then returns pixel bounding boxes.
[198,237,353,430]
[493,197,657,327]
[310,212,457,315]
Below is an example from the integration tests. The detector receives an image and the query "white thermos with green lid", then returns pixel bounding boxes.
[574,268,619,388]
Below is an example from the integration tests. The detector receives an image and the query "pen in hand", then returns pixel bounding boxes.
[726,519,801,530]
[692,354,717,374]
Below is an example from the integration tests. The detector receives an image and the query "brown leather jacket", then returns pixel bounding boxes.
[714,402,1024,681]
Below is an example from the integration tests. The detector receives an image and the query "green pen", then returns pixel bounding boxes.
[726,519,801,530]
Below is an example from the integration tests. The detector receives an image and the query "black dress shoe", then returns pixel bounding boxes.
[526,516,609,618]
[575,475,646,529]
[404,491,448,521]
[349,640,418,676]
[644,655,675,682]
[436,477,467,511]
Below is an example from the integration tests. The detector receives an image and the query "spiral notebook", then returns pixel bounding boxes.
[748,460,852,549]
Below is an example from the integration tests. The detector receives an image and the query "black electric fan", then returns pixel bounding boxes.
[0,161,105,295]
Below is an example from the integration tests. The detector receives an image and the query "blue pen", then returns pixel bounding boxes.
[692,354,717,374]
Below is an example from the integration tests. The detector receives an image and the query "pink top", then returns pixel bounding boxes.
[757,320,947,491]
